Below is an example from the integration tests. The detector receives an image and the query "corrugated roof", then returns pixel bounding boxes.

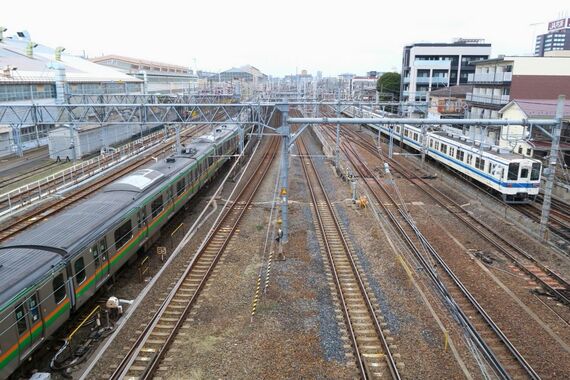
[91,54,189,72]
[0,37,141,84]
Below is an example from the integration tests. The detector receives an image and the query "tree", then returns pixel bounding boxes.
[376,72,401,101]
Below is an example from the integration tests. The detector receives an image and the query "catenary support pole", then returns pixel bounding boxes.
[335,100,340,168]
[539,95,565,239]
[277,102,290,247]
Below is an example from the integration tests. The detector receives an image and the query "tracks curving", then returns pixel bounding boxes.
[336,126,570,307]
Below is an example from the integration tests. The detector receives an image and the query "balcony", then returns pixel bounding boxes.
[466,93,510,105]
[467,72,512,84]
[414,77,449,85]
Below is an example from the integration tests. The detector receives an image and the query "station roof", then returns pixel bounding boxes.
[91,54,191,74]
[0,33,141,84]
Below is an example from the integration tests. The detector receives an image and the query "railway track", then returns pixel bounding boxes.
[0,125,209,243]
[334,125,570,307]
[109,136,279,380]
[340,141,539,380]
[296,134,401,379]
[0,161,60,191]
[0,129,170,214]
[518,199,570,242]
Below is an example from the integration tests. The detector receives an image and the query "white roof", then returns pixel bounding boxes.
[0,35,141,84]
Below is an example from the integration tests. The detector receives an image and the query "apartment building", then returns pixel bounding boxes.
[466,56,570,119]
[400,39,491,102]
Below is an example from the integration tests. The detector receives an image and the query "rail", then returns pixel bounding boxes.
[296,133,401,379]
[109,136,279,380]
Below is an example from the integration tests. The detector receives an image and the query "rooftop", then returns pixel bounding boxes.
[91,54,191,74]
[0,32,141,84]
[429,85,474,98]
[500,99,570,119]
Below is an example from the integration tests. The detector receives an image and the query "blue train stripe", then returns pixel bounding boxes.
[363,122,537,190]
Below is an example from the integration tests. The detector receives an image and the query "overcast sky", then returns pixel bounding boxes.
[3,1,569,77]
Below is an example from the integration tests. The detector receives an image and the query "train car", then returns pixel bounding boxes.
[0,124,240,379]
[343,106,541,203]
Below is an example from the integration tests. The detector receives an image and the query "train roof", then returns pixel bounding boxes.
[0,247,62,309]
[0,124,238,310]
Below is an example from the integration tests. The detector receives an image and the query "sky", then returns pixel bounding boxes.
[2,1,569,77]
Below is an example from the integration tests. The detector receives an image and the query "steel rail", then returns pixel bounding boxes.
[338,126,570,306]
[340,141,539,380]
[296,135,401,380]
[109,136,279,380]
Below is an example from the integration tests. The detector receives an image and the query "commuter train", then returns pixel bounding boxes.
[344,107,542,203]
[0,124,240,379]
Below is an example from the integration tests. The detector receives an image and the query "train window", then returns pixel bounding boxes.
[520,168,529,178]
[15,304,27,335]
[413,133,418,141]
[488,163,494,174]
[151,196,163,218]
[530,163,541,180]
[441,144,447,154]
[518,146,523,154]
[507,163,519,180]
[74,257,86,284]
[449,147,454,157]
[466,154,473,165]
[177,178,186,196]
[114,220,133,250]
[429,139,433,148]
[53,274,66,304]
[475,157,485,170]
[435,141,439,150]
[526,148,531,156]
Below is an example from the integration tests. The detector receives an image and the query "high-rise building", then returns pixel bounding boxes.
[400,39,491,102]
[535,18,570,56]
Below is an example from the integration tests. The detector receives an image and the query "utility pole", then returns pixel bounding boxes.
[277,102,290,254]
[539,95,565,239]
[335,99,341,169]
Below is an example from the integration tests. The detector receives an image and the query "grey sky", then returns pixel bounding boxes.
[3,1,569,77]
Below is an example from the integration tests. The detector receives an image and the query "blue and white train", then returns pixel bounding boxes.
[344,107,542,203]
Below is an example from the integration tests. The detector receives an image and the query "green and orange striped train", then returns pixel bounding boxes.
[0,124,240,379]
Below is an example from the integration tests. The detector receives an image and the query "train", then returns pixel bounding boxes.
[344,107,542,203]
[0,124,241,379]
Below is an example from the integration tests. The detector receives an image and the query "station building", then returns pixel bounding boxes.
[90,55,198,94]
[0,30,142,157]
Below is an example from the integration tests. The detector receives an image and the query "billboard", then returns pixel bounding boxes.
[548,18,569,32]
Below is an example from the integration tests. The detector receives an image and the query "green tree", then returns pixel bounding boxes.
[376,72,401,100]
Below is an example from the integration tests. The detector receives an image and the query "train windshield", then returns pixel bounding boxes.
[530,162,541,181]
[507,163,519,180]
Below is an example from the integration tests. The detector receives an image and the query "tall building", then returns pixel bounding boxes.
[465,56,570,119]
[91,55,197,94]
[400,39,491,101]
[535,18,570,56]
